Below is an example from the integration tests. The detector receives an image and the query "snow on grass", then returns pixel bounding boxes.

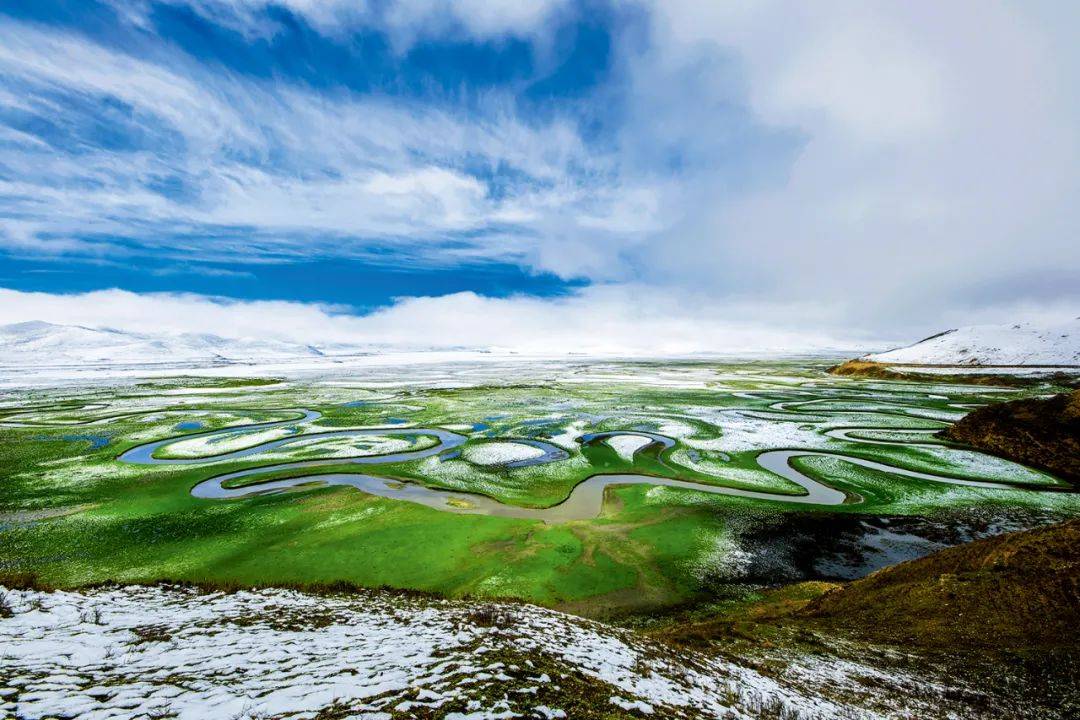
[605,434,652,462]
[885,446,1062,486]
[22,457,191,492]
[156,426,301,458]
[691,413,824,453]
[685,527,754,585]
[794,456,1080,514]
[548,419,589,450]
[159,387,252,395]
[462,442,546,466]
[123,412,299,442]
[655,418,701,439]
[415,453,590,504]
[262,434,437,460]
[561,368,719,389]
[664,450,802,494]
[0,585,879,720]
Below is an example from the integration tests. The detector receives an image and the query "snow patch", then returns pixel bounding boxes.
[605,434,652,462]
[462,442,546,466]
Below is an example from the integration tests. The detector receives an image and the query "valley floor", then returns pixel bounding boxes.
[1,359,1077,718]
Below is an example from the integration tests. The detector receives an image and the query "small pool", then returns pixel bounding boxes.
[34,434,111,450]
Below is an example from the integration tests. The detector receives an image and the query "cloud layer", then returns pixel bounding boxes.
[4,285,1076,356]
[638,1,1080,328]
[0,286,872,355]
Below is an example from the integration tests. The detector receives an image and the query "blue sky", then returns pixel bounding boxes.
[0,1,1077,352]
[0,0,644,308]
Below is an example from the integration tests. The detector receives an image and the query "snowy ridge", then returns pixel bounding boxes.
[0,321,361,366]
[863,319,1080,366]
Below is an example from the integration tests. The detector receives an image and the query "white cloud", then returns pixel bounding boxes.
[202,165,491,235]
[0,17,632,270]
[123,1,573,47]
[0,286,877,355]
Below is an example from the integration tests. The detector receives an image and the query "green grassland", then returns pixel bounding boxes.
[2,361,1077,615]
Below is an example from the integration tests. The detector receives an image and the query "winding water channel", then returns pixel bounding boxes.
[112,406,1067,522]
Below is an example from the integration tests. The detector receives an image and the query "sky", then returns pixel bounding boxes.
[0,1,1078,353]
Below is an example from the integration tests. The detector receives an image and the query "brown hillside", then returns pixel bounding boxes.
[942,390,1080,484]
[802,519,1080,649]
[827,359,907,380]
[827,359,1064,387]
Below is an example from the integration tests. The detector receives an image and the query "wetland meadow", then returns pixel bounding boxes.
[4,360,1075,616]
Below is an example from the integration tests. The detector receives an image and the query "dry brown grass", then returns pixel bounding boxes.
[826,359,1067,387]
[803,518,1080,649]
[942,390,1080,483]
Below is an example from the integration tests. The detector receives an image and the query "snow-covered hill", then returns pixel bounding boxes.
[0,321,357,366]
[864,319,1080,366]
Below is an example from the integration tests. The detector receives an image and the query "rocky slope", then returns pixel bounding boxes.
[656,520,1080,719]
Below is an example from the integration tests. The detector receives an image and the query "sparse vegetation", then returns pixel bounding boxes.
[803,518,1080,649]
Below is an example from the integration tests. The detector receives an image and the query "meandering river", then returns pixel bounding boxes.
[114,406,1064,522]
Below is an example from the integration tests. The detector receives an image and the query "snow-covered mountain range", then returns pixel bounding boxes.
[0,321,365,366]
[863,319,1080,366]
[3,318,1077,369]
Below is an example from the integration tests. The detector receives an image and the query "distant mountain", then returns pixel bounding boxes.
[0,321,368,366]
[862,319,1080,366]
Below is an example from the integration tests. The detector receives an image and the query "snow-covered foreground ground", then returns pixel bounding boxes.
[0,585,887,720]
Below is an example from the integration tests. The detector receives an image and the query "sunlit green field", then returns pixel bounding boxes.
[2,360,1076,615]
